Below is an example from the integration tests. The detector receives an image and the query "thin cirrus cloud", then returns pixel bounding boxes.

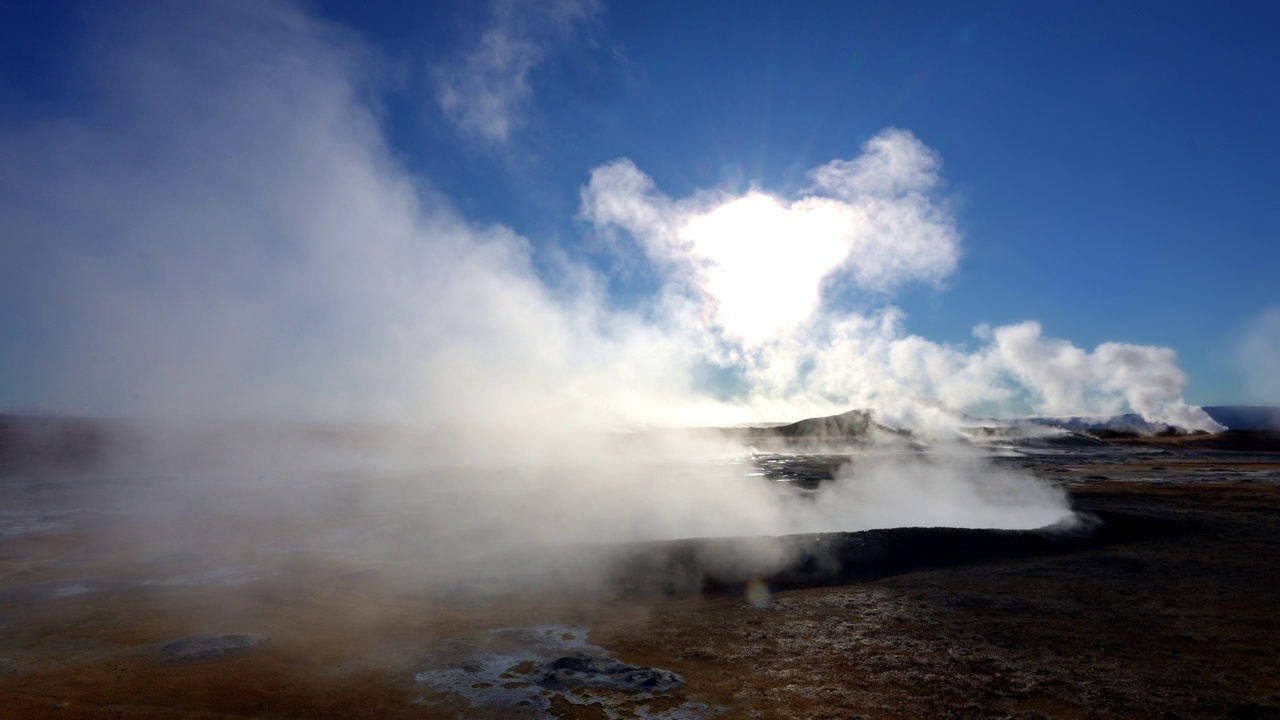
[433,0,601,144]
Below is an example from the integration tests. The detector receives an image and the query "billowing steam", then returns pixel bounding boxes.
[581,134,1222,432]
[0,0,1216,434]
[0,0,1221,585]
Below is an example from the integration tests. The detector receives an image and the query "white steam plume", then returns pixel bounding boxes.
[0,0,691,434]
[580,129,958,347]
[989,323,1224,431]
[0,0,1221,591]
[1239,305,1280,403]
[0,0,1220,432]
[581,134,1221,432]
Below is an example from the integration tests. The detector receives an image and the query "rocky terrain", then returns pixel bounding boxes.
[1,412,1279,719]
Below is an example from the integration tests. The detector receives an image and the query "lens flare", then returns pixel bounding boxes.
[745,577,772,608]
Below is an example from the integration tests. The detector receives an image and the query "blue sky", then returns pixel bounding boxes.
[0,1,1276,426]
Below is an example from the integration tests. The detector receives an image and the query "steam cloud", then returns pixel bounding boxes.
[0,0,1217,433]
[0,0,1223,584]
[1239,305,1280,403]
[581,136,1222,432]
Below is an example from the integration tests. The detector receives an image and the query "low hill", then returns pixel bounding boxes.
[1202,406,1280,431]
[758,409,878,438]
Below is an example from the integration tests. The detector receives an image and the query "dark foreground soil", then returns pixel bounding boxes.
[592,481,1280,720]
[2,458,1279,719]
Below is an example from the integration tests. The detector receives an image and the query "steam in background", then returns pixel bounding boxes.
[0,0,1220,578]
[581,134,1223,433]
[1239,305,1280,404]
[0,0,1219,434]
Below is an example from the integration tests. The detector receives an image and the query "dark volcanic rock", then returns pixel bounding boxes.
[730,409,916,452]
[608,510,1191,598]
[967,425,1106,446]
[769,409,876,438]
[537,651,683,692]
[159,633,261,662]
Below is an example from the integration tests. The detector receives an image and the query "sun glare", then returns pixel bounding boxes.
[679,192,855,346]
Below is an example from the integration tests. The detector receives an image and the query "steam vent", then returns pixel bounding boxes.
[2,1,1279,716]
[3,408,1280,717]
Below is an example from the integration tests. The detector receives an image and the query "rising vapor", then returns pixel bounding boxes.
[1239,305,1280,403]
[581,133,1223,432]
[0,0,1228,590]
[0,0,1219,433]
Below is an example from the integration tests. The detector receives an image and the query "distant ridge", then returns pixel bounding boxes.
[1023,413,1162,433]
[724,405,1280,449]
[4,405,1277,473]
[1018,406,1280,433]
[764,409,878,438]
[1201,406,1280,431]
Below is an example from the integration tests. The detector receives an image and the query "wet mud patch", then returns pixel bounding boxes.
[414,625,716,719]
[159,632,262,662]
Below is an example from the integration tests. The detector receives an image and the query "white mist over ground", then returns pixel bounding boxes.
[55,424,1072,598]
[0,1,1206,582]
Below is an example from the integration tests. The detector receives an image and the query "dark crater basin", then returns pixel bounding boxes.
[607,510,1191,597]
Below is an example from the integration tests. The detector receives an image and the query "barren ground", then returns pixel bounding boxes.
[2,446,1279,719]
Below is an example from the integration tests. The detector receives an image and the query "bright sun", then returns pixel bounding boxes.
[678,192,858,346]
